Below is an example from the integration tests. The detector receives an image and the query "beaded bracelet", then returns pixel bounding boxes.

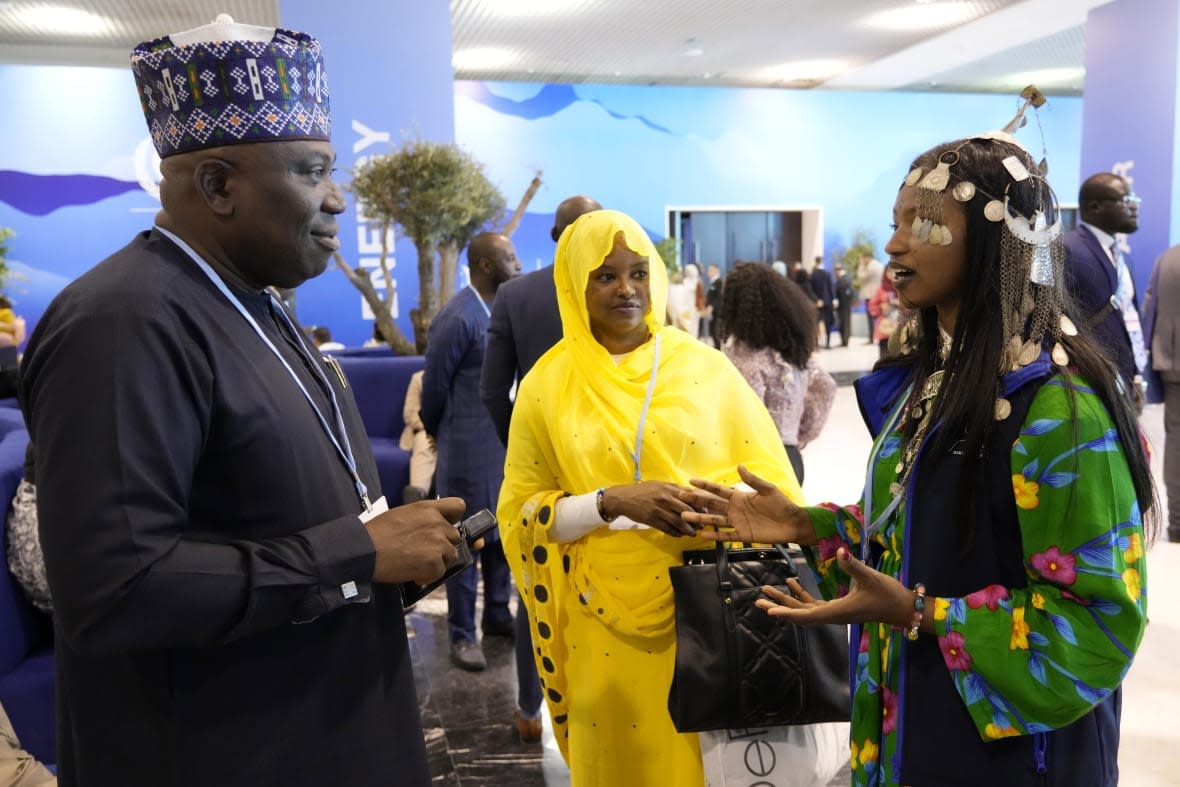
[596,488,617,522]
[905,583,927,641]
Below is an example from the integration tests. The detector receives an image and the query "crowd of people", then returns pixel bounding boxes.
[0,13,1168,787]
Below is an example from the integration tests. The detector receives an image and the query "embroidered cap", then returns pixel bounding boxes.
[131,14,331,158]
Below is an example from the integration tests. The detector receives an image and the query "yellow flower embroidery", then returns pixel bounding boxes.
[1124,533,1143,564]
[845,518,861,543]
[985,723,1020,740]
[850,740,859,769]
[934,597,951,621]
[859,738,879,765]
[1010,606,1030,650]
[1031,592,1045,610]
[880,635,891,674]
[1012,474,1040,509]
[1123,568,1141,600]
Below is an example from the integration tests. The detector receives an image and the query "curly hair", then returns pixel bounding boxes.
[716,262,818,368]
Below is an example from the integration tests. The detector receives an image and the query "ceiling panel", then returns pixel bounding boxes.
[0,0,1093,94]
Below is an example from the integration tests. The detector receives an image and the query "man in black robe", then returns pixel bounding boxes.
[20,16,463,787]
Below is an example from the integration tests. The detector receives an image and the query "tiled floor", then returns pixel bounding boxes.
[406,332,1180,785]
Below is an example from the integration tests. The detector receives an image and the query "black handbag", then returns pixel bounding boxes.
[667,542,851,732]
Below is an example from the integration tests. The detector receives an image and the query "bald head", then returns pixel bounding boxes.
[468,232,519,295]
[551,195,602,242]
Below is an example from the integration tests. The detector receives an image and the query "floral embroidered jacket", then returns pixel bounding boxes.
[807,359,1147,786]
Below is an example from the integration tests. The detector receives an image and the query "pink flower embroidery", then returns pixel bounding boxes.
[881,686,899,734]
[1030,546,1077,585]
[818,535,845,562]
[966,584,1009,611]
[939,631,972,671]
[859,629,870,653]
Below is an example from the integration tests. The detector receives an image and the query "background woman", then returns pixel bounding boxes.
[498,210,799,785]
[868,274,900,358]
[718,262,836,483]
[684,133,1153,786]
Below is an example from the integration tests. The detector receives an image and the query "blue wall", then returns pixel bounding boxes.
[0,67,1083,345]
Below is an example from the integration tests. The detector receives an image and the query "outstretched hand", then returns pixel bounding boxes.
[678,465,816,546]
[756,547,914,629]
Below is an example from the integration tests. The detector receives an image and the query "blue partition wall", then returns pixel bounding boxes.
[0,64,1083,344]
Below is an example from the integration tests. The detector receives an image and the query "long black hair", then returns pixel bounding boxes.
[887,136,1156,541]
[717,262,818,368]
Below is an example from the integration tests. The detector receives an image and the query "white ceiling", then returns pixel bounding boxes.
[0,0,1112,95]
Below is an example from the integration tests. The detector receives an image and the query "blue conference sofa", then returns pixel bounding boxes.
[0,406,54,768]
[332,351,425,503]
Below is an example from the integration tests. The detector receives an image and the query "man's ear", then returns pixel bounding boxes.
[193,158,236,217]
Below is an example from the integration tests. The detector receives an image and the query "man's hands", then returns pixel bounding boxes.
[365,497,465,584]
[679,465,816,546]
[600,481,695,536]
[756,547,916,630]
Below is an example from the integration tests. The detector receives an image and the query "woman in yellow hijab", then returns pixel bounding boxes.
[498,210,802,785]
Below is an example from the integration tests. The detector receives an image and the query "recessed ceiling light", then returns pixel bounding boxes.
[765,58,849,83]
[15,4,110,36]
[452,46,515,71]
[862,2,977,31]
[994,67,1085,88]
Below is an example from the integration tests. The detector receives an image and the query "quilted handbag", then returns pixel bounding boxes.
[667,542,850,732]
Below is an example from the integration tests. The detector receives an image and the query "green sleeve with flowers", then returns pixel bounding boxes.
[803,501,864,600]
[934,374,1147,740]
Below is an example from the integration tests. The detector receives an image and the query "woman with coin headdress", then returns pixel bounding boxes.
[683,126,1155,786]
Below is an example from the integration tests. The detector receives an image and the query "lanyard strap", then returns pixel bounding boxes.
[630,332,661,482]
[156,227,370,511]
[859,388,909,559]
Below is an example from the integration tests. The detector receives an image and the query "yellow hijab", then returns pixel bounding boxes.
[498,210,800,756]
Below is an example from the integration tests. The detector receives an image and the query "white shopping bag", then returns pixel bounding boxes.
[700,722,849,787]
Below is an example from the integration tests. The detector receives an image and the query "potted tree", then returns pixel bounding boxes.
[338,140,507,354]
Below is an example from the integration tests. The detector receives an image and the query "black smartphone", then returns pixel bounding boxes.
[401,509,498,608]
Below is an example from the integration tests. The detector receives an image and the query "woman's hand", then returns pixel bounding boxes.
[600,481,695,536]
[678,465,817,546]
[757,547,915,629]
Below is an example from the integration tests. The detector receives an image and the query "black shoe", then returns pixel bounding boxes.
[450,640,487,671]
[482,620,515,639]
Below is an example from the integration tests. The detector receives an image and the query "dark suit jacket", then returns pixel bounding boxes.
[1064,224,1138,384]
[480,266,562,445]
[1146,243,1180,383]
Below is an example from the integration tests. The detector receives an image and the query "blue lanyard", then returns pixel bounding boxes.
[859,388,908,560]
[156,227,370,511]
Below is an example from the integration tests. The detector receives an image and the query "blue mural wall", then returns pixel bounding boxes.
[0,67,1083,346]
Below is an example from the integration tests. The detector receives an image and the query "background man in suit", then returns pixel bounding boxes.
[422,232,520,672]
[833,262,854,347]
[480,194,601,443]
[1064,172,1147,406]
[809,256,835,349]
[479,193,600,741]
[1144,243,1180,542]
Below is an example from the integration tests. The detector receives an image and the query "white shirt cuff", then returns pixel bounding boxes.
[552,492,607,543]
